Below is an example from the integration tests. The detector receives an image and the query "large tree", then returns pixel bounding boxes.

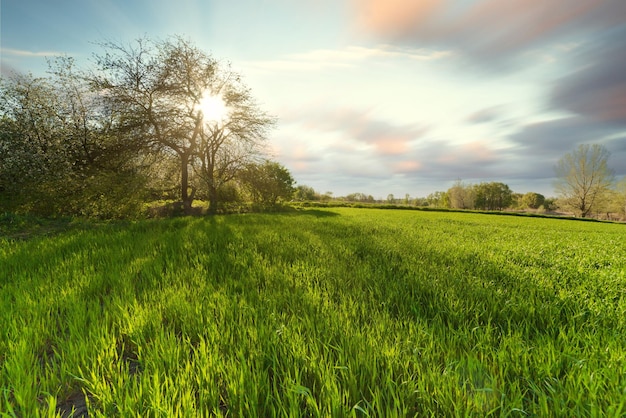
[91,36,273,214]
[554,144,614,217]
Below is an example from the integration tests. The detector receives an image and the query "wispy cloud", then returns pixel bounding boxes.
[1,48,64,57]
[467,106,506,124]
[289,45,450,63]
[282,106,429,155]
[243,44,450,72]
[351,0,626,64]
[550,27,626,125]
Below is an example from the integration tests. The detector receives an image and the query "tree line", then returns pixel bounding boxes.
[0,36,295,218]
[295,144,625,220]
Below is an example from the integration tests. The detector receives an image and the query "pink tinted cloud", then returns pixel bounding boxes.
[436,140,495,165]
[369,135,411,155]
[462,140,495,162]
[284,105,427,155]
[454,0,603,54]
[352,0,623,57]
[394,160,422,173]
[354,0,443,37]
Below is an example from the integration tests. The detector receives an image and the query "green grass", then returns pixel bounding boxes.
[1,208,625,416]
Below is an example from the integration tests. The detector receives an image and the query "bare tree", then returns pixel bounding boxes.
[554,144,614,217]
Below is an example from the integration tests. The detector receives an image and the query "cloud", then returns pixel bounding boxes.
[393,160,422,173]
[283,106,428,155]
[354,0,444,37]
[290,45,450,63]
[272,104,438,193]
[1,48,64,57]
[243,44,450,72]
[503,116,626,181]
[550,27,626,125]
[605,137,626,177]
[509,117,619,154]
[467,106,505,124]
[351,0,626,65]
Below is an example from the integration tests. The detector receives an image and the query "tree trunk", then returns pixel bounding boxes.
[204,155,218,215]
[208,184,218,215]
[180,153,193,214]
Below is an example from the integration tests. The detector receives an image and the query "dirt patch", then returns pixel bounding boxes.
[117,334,143,376]
[56,391,91,418]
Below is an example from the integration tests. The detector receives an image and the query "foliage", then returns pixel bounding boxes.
[294,185,318,201]
[426,191,449,208]
[520,192,546,209]
[447,180,475,209]
[473,182,513,210]
[240,160,295,208]
[0,67,148,217]
[1,209,625,416]
[0,74,74,213]
[343,192,375,203]
[615,177,626,217]
[554,144,614,217]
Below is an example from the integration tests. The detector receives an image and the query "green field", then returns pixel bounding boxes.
[1,208,625,417]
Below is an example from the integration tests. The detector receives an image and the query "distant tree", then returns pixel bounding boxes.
[448,180,475,209]
[521,192,546,209]
[426,191,449,208]
[387,193,395,203]
[473,182,512,210]
[320,191,333,201]
[510,193,523,209]
[294,185,317,201]
[520,192,545,209]
[345,192,371,202]
[241,160,295,208]
[554,144,614,217]
[614,177,626,217]
[543,197,558,212]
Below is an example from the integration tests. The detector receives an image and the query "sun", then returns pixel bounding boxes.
[197,92,229,123]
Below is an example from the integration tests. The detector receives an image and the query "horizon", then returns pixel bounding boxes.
[2,0,625,198]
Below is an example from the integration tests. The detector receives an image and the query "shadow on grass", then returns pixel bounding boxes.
[285,208,340,218]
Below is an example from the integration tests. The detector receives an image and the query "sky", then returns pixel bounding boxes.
[2,0,625,198]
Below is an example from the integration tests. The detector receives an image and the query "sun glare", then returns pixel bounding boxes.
[198,92,228,123]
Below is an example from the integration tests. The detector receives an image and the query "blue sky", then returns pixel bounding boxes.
[2,0,625,198]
